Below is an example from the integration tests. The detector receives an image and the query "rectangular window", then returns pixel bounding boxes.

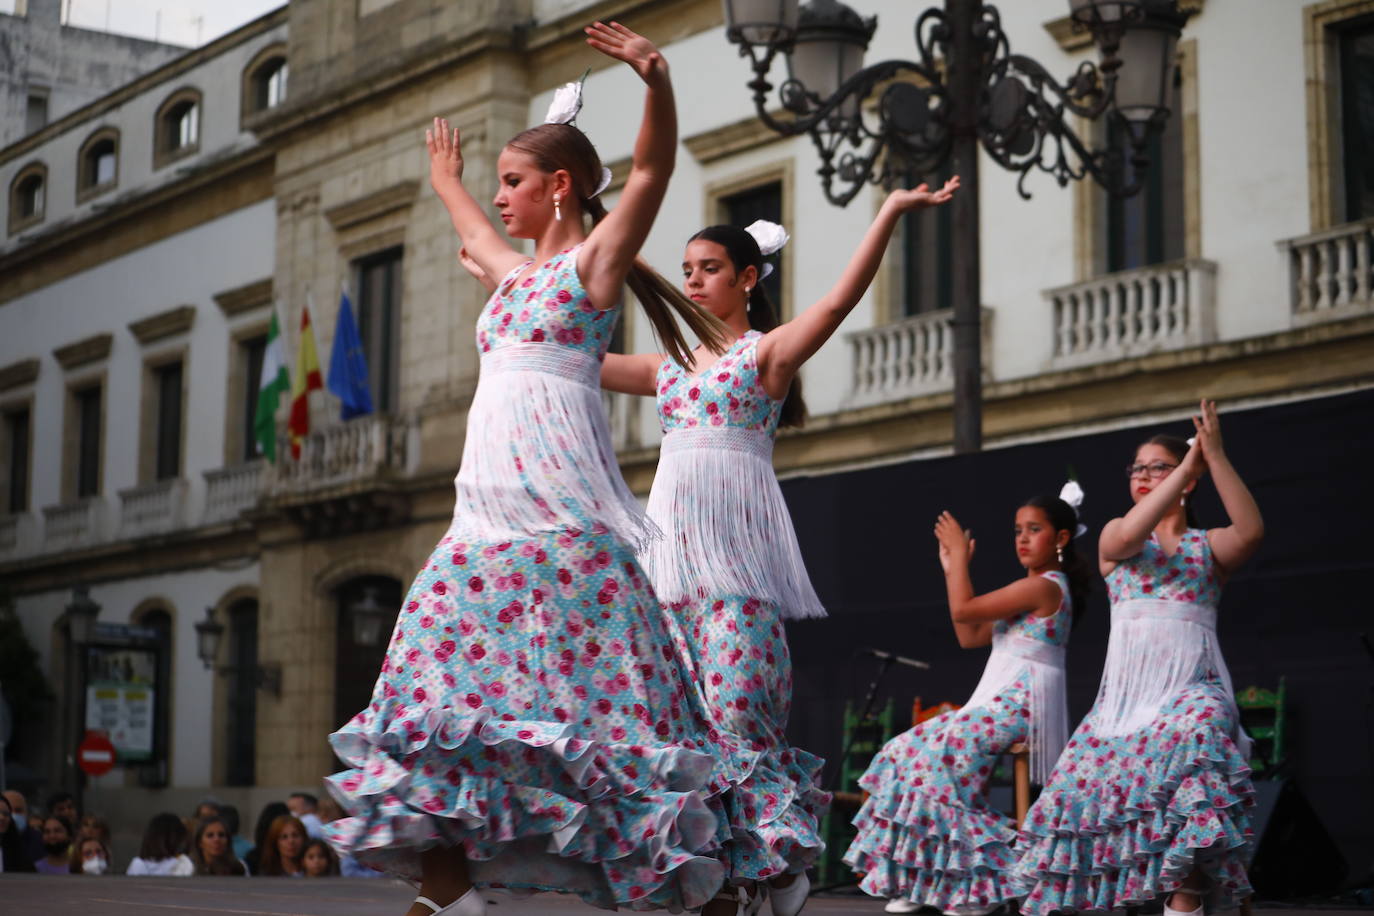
[154,362,183,480]
[240,335,267,462]
[25,94,48,134]
[75,385,101,499]
[5,408,30,514]
[722,182,784,311]
[1340,20,1374,221]
[900,165,955,316]
[355,248,404,414]
[1104,69,1185,273]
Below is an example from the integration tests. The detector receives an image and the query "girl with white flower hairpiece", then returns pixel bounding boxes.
[1010,400,1264,916]
[324,21,746,916]
[842,484,1090,916]
[593,177,959,916]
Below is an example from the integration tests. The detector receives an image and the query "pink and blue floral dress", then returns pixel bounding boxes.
[640,329,831,884]
[324,247,751,910]
[1010,529,1254,914]
[844,572,1072,912]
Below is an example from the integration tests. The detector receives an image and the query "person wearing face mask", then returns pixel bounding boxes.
[35,814,75,874]
[2,789,44,866]
[69,836,112,875]
[0,792,36,872]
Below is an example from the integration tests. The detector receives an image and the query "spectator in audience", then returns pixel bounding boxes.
[46,791,78,825]
[257,815,306,877]
[69,836,112,875]
[0,792,36,872]
[127,812,194,876]
[77,813,112,847]
[193,796,223,824]
[220,804,252,861]
[2,790,43,866]
[35,815,75,874]
[301,838,340,877]
[191,816,247,876]
[286,792,324,839]
[244,801,288,875]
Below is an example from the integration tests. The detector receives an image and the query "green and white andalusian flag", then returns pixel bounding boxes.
[254,306,292,462]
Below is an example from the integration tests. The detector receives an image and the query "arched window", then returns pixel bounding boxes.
[154,88,202,169]
[333,575,401,730]
[241,44,289,124]
[8,162,46,235]
[225,597,259,786]
[77,127,120,201]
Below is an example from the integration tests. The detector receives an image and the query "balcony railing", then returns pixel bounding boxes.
[270,414,414,495]
[42,497,106,550]
[0,513,38,559]
[203,461,264,524]
[1280,219,1374,325]
[846,307,989,408]
[118,479,188,539]
[1047,259,1217,370]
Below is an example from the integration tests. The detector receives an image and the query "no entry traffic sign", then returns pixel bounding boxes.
[77,730,116,777]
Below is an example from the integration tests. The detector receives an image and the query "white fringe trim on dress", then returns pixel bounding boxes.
[451,342,658,550]
[964,634,1068,785]
[1091,597,1251,758]
[641,426,826,620]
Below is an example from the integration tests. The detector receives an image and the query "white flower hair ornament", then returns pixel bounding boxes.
[544,69,590,126]
[744,220,789,280]
[591,166,613,198]
[1059,479,1089,539]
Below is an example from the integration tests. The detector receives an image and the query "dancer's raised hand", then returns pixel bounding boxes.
[425,117,464,192]
[585,21,668,84]
[935,511,974,573]
[889,175,961,213]
[1191,399,1225,466]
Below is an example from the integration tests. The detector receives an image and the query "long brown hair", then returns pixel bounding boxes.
[192,815,246,876]
[504,123,726,368]
[258,814,306,876]
[687,224,807,427]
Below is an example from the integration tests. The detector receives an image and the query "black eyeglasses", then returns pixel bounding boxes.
[1125,462,1178,479]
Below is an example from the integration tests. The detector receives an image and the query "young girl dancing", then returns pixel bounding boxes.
[1010,400,1263,916]
[592,179,956,916]
[325,23,746,916]
[843,488,1088,916]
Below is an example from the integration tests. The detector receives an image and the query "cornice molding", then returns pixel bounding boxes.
[684,112,787,165]
[214,278,273,317]
[0,358,40,391]
[129,305,196,344]
[324,181,421,232]
[53,333,114,370]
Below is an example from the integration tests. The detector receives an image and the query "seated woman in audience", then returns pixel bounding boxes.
[35,815,75,874]
[70,835,113,875]
[127,812,195,876]
[257,814,307,877]
[244,801,288,875]
[302,838,341,877]
[192,815,248,876]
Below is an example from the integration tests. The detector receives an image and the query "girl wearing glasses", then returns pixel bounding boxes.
[1010,400,1264,916]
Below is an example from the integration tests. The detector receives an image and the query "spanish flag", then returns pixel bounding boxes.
[288,305,323,458]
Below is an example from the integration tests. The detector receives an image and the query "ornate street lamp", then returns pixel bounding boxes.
[723,0,1192,451]
[349,586,389,648]
[64,586,101,645]
[194,606,225,670]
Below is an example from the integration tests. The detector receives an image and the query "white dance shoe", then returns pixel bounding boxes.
[414,887,486,916]
[884,899,921,914]
[769,871,810,916]
[941,905,1001,916]
[1162,888,1206,916]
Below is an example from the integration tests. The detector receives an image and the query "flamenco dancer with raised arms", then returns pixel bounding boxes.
[1010,400,1264,916]
[323,22,756,916]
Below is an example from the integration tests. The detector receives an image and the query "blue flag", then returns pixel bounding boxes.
[327,290,374,420]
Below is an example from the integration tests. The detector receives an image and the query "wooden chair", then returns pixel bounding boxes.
[1008,741,1031,826]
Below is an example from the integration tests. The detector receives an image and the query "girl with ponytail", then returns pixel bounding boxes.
[325,23,743,916]
[844,485,1084,916]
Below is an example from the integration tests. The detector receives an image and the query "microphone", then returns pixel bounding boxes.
[861,647,931,671]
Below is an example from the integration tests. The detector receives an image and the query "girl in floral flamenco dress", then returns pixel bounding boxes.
[324,22,747,916]
[844,487,1090,916]
[597,179,957,916]
[1010,399,1264,916]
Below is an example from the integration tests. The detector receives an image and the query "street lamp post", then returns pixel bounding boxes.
[63,586,101,809]
[722,0,1190,452]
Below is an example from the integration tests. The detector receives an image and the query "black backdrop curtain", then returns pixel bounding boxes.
[779,387,1374,875]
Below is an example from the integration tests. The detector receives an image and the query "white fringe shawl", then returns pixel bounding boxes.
[641,426,826,620]
[450,343,658,549]
[1091,597,1251,758]
[964,633,1068,785]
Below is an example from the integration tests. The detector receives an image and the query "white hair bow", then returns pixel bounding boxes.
[744,220,788,281]
[1059,479,1089,538]
[544,70,590,125]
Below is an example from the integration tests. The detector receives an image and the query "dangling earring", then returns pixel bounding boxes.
[553,194,562,222]
[1180,497,1186,508]
[1056,546,1064,563]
